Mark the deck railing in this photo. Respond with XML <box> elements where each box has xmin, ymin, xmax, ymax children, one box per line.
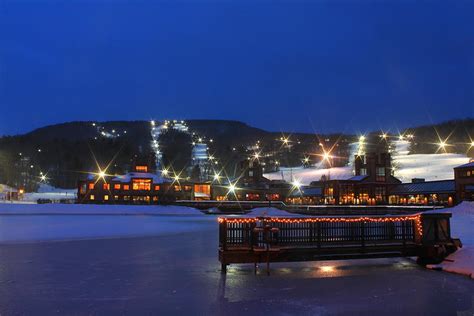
<box><xmin>219</xmin><ymin>215</ymin><xmax>422</xmax><ymax>250</ymax></box>
<box><xmin>218</xmin><ymin>213</ymin><xmax>458</xmax><ymax>273</ymax></box>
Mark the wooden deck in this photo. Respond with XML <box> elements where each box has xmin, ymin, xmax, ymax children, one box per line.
<box><xmin>218</xmin><ymin>213</ymin><xmax>460</xmax><ymax>274</ymax></box>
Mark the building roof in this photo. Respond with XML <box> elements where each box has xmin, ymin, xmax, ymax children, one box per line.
<box><xmin>289</xmin><ymin>186</ymin><xmax>323</xmax><ymax>197</ymax></box>
<box><xmin>454</xmin><ymin>161</ymin><xmax>474</xmax><ymax>169</ymax></box>
<box><xmin>390</xmin><ymin>180</ymin><xmax>455</xmax><ymax>195</ymax></box>
<box><xmin>347</xmin><ymin>175</ymin><xmax>368</xmax><ymax>181</ymax></box>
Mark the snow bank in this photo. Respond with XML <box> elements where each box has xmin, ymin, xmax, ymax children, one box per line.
<box><xmin>0</xmin><ymin>203</ymin><xmax>205</xmax><ymax>216</ymax></box>
<box><xmin>426</xmin><ymin>202</ymin><xmax>474</xmax><ymax>279</ymax></box>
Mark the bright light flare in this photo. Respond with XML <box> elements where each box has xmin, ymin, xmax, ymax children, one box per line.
<box><xmin>161</xmin><ymin>169</ymin><xmax>169</xmax><ymax>176</ymax></box>
<box><xmin>291</xmin><ymin>180</ymin><xmax>302</xmax><ymax>189</ymax></box>
<box><xmin>228</xmin><ymin>183</ymin><xmax>236</xmax><ymax>193</ymax></box>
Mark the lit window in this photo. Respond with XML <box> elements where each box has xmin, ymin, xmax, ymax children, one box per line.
<box><xmin>104</xmin><ymin>195</ymin><xmax>109</xmax><ymax>201</ymax></box>
<box><xmin>184</xmin><ymin>185</ymin><xmax>192</xmax><ymax>192</ymax></box>
<box><xmin>135</xmin><ymin>165</ymin><xmax>148</xmax><ymax>172</ymax></box>
<box><xmin>174</xmin><ymin>185</ymin><xmax>182</xmax><ymax>192</ymax></box>
<box><xmin>123</xmin><ymin>185</ymin><xmax>130</xmax><ymax>190</ymax></box>
<box><xmin>114</xmin><ymin>184</ymin><xmax>121</xmax><ymax>190</ymax></box>
<box><xmin>114</xmin><ymin>195</ymin><xmax>119</xmax><ymax>200</ymax></box>
<box><xmin>154</xmin><ymin>185</ymin><xmax>160</xmax><ymax>191</ymax></box>
<box><xmin>103</xmin><ymin>183</ymin><xmax>110</xmax><ymax>190</ymax></box>
<box><xmin>132</xmin><ymin>179</ymin><xmax>151</xmax><ymax>191</ymax></box>
<box><xmin>90</xmin><ymin>195</ymin><xmax>95</xmax><ymax>200</ymax></box>
<box><xmin>89</xmin><ymin>183</ymin><xmax>95</xmax><ymax>190</ymax></box>
<box><xmin>194</xmin><ymin>184</ymin><xmax>211</xmax><ymax>195</ymax></box>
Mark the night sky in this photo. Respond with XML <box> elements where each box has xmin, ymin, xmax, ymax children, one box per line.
<box><xmin>1</xmin><ymin>1</ymin><xmax>473</xmax><ymax>136</ymax></box>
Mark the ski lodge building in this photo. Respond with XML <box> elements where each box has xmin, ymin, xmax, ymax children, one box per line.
<box><xmin>77</xmin><ymin>154</ymin><xmax>474</xmax><ymax>206</ymax></box>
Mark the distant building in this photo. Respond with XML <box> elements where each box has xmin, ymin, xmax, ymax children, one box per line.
<box><xmin>454</xmin><ymin>161</ymin><xmax>474</xmax><ymax>202</ymax></box>
<box><xmin>303</xmin><ymin>153</ymin><xmax>401</xmax><ymax>205</ymax></box>
<box><xmin>211</xmin><ymin>159</ymin><xmax>289</xmax><ymax>202</ymax></box>
<box><xmin>77</xmin><ymin>161</ymin><xmax>202</xmax><ymax>204</ymax></box>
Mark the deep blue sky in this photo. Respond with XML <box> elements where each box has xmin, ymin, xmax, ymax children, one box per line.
<box><xmin>1</xmin><ymin>1</ymin><xmax>473</xmax><ymax>136</ymax></box>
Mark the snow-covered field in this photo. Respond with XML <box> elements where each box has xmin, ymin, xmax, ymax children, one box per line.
<box><xmin>265</xmin><ymin>140</ymin><xmax>470</xmax><ymax>184</ymax></box>
<box><xmin>426</xmin><ymin>202</ymin><xmax>474</xmax><ymax>279</ymax></box>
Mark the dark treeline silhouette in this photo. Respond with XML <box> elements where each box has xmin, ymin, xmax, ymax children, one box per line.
<box><xmin>1</xmin><ymin>118</ymin><xmax>472</xmax><ymax>190</ymax></box>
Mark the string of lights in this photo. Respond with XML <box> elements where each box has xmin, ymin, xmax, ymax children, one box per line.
<box><xmin>218</xmin><ymin>215</ymin><xmax>423</xmax><ymax>236</ymax></box>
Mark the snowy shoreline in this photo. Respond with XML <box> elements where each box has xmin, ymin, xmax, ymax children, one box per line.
<box><xmin>425</xmin><ymin>202</ymin><xmax>474</xmax><ymax>279</ymax></box>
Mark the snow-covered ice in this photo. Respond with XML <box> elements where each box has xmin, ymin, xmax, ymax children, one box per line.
<box><xmin>0</xmin><ymin>203</ymin><xmax>212</xmax><ymax>242</ymax></box>
<box><xmin>426</xmin><ymin>202</ymin><xmax>474</xmax><ymax>279</ymax></box>
<box><xmin>0</xmin><ymin>203</ymin><xmax>205</xmax><ymax>215</ymax></box>
<box><xmin>0</xmin><ymin>203</ymin><xmax>295</xmax><ymax>242</ymax></box>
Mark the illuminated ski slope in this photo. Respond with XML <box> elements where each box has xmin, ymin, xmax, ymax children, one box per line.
<box><xmin>392</xmin><ymin>140</ymin><xmax>469</xmax><ymax>182</ymax></box>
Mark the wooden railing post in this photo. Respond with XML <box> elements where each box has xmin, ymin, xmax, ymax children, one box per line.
<box><xmin>316</xmin><ymin>222</ymin><xmax>321</xmax><ymax>251</ymax></box>
<box><xmin>401</xmin><ymin>220</ymin><xmax>406</xmax><ymax>250</ymax></box>
<box><xmin>361</xmin><ymin>221</ymin><xmax>366</xmax><ymax>252</ymax></box>
<box><xmin>220</xmin><ymin>219</ymin><xmax>227</xmax><ymax>251</ymax></box>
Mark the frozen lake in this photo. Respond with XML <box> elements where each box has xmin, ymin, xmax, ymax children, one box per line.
<box><xmin>0</xmin><ymin>226</ymin><xmax>473</xmax><ymax>315</ymax></box>
<box><xmin>0</xmin><ymin>214</ymin><xmax>216</xmax><ymax>242</ymax></box>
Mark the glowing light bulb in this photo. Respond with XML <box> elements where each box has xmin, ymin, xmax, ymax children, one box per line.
<box><xmin>228</xmin><ymin>183</ymin><xmax>236</xmax><ymax>193</ymax></box>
